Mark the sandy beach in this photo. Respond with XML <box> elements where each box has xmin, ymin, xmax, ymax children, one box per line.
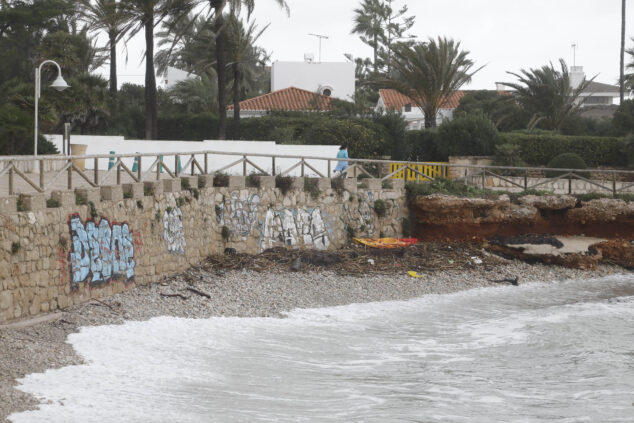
<box><xmin>0</xmin><ymin>252</ymin><xmax>628</xmax><ymax>422</ymax></box>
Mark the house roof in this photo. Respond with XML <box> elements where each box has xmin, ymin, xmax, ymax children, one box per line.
<box><xmin>378</xmin><ymin>89</ymin><xmax>465</xmax><ymax>110</ymax></box>
<box><xmin>585</xmin><ymin>81</ymin><xmax>620</xmax><ymax>94</ymax></box>
<box><xmin>227</xmin><ymin>86</ymin><xmax>333</xmax><ymax>111</ymax></box>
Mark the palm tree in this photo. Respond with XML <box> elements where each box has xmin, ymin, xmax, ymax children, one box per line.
<box><xmin>78</xmin><ymin>0</ymin><xmax>134</xmax><ymax>94</ymax></box>
<box><xmin>503</xmin><ymin>59</ymin><xmax>593</xmax><ymax>130</ymax></box>
<box><xmin>384</xmin><ymin>37</ymin><xmax>481</xmax><ymax>128</ymax></box>
<box><xmin>225</xmin><ymin>15</ymin><xmax>268</xmax><ymax>139</ymax></box>
<box><xmin>207</xmin><ymin>0</ymin><xmax>288</xmax><ymax>140</ymax></box>
<box><xmin>621</xmin><ymin>0</ymin><xmax>626</xmax><ymax>104</ymax></box>
<box><xmin>119</xmin><ymin>0</ymin><xmax>193</xmax><ymax>139</ymax></box>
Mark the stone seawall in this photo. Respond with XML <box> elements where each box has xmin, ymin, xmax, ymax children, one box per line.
<box><xmin>0</xmin><ymin>177</ymin><xmax>405</xmax><ymax>324</ymax></box>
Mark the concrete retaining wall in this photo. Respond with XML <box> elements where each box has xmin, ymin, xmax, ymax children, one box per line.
<box><xmin>0</xmin><ymin>177</ymin><xmax>406</xmax><ymax>324</ymax></box>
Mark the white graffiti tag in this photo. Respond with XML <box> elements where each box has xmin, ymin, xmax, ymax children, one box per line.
<box><xmin>217</xmin><ymin>192</ymin><xmax>261</xmax><ymax>239</ymax></box>
<box><xmin>69</xmin><ymin>215</ymin><xmax>135</xmax><ymax>288</ymax></box>
<box><xmin>163</xmin><ymin>207</ymin><xmax>186</xmax><ymax>254</ymax></box>
<box><xmin>261</xmin><ymin>207</ymin><xmax>331</xmax><ymax>251</ymax></box>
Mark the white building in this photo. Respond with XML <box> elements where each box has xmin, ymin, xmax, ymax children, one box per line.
<box><xmin>374</xmin><ymin>89</ymin><xmax>465</xmax><ymax>130</ymax></box>
<box><xmin>496</xmin><ymin>65</ymin><xmax>621</xmax><ymax>107</ymax></box>
<box><xmin>160</xmin><ymin>67</ymin><xmax>196</xmax><ymax>90</ymax></box>
<box><xmin>271</xmin><ymin>61</ymin><xmax>355</xmax><ymax>101</ymax></box>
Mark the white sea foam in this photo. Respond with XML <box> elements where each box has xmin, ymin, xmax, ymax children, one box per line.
<box><xmin>10</xmin><ymin>275</ymin><xmax>634</xmax><ymax>423</ymax></box>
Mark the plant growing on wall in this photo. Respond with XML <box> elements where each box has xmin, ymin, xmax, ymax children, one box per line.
<box><xmin>276</xmin><ymin>175</ymin><xmax>294</xmax><ymax>195</ymax></box>
<box><xmin>373</xmin><ymin>199</ymin><xmax>387</xmax><ymax>217</ymax></box>
<box><xmin>213</xmin><ymin>172</ymin><xmax>230</xmax><ymax>187</ymax></box>
<box><xmin>221</xmin><ymin>225</ymin><xmax>231</xmax><ymax>241</ymax></box>
<box><xmin>304</xmin><ymin>178</ymin><xmax>321</xmax><ymax>200</ymax></box>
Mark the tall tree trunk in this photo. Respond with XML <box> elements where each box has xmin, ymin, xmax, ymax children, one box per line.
<box><xmin>424</xmin><ymin>107</ymin><xmax>436</xmax><ymax>128</ymax></box>
<box><xmin>144</xmin><ymin>15</ymin><xmax>157</xmax><ymax>139</ymax></box>
<box><xmin>621</xmin><ymin>0</ymin><xmax>626</xmax><ymax>104</ymax></box>
<box><xmin>215</xmin><ymin>9</ymin><xmax>227</xmax><ymax>140</ymax></box>
<box><xmin>373</xmin><ymin>33</ymin><xmax>378</xmax><ymax>74</ymax></box>
<box><xmin>233</xmin><ymin>62</ymin><xmax>240</xmax><ymax>140</ymax></box>
<box><xmin>109</xmin><ymin>31</ymin><xmax>118</xmax><ymax>95</ymax></box>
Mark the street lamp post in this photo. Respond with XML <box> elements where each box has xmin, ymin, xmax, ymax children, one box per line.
<box><xmin>34</xmin><ymin>60</ymin><xmax>69</xmax><ymax>172</ymax></box>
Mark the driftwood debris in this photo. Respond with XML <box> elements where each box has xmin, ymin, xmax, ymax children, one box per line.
<box><xmin>489</xmin><ymin>277</ymin><xmax>519</xmax><ymax>286</ymax></box>
<box><xmin>186</xmin><ymin>287</ymin><xmax>212</xmax><ymax>299</ymax></box>
<box><xmin>159</xmin><ymin>292</ymin><xmax>190</xmax><ymax>300</ymax></box>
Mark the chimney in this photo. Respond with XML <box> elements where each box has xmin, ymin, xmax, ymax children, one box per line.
<box><xmin>570</xmin><ymin>66</ymin><xmax>585</xmax><ymax>88</ymax></box>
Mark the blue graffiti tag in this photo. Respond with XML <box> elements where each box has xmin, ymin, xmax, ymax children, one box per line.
<box><xmin>69</xmin><ymin>215</ymin><xmax>135</xmax><ymax>288</ymax></box>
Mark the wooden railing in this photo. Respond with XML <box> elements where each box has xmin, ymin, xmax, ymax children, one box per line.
<box><xmin>1</xmin><ymin>151</ymin><xmax>634</xmax><ymax>196</ymax></box>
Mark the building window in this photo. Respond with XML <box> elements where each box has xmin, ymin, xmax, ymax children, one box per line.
<box><xmin>404</xmin><ymin>103</ymin><xmax>412</xmax><ymax>112</ymax></box>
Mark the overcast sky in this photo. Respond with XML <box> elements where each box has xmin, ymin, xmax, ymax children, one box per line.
<box><xmin>105</xmin><ymin>0</ymin><xmax>633</xmax><ymax>91</ymax></box>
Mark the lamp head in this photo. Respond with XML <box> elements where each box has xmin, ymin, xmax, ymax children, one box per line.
<box><xmin>50</xmin><ymin>75</ymin><xmax>69</xmax><ymax>91</ymax></box>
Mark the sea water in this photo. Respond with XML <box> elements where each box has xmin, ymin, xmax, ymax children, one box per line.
<box><xmin>10</xmin><ymin>274</ymin><xmax>634</xmax><ymax>422</ymax></box>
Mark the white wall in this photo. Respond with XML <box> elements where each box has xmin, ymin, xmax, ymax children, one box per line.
<box><xmin>46</xmin><ymin>135</ymin><xmax>340</xmax><ymax>177</ymax></box>
<box><xmin>271</xmin><ymin>61</ymin><xmax>355</xmax><ymax>101</ymax></box>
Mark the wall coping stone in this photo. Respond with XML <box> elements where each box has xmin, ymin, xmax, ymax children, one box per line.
<box><xmin>50</xmin><ymin>190</ymin><xmax>75</xmax><ymax>208</ymax></box>
<box><xmin>258</xmin><ymin>176</ymin><xmax>275</xmax><ymax>188</ymax></box>
<box><xmin>100</xmin><ymin>185</ymin><xmax>123</xmax><ymax>201</ymax></box>
<box><xmin>75</xmin><ymin>187</ymin><xmax>100</xmax><ymax>204</ymax></box>
<box><xmin>163</xmin><ymin>178</ymin><xmax>181</xmax><ymax>193</ymax></box>
<box><xmin>0</xmin><ymin>196</ymin><xmax>17</xmax><ymax>214</ymax></box>
<box><xmin>20</xmin><ymin>193</ymin><xmax>45</xmax><ymax>211</ymax></box>
<box><xmin>228</xmin><ymin>176</ymin><xmax>245</xmax><ymax>188</ymax></box>
<box><xmin>197</xmin><ymin>175</ymin><xmax>214</xmax><ymax>188</ymax></box>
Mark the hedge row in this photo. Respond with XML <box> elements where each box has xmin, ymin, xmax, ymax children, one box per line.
<box><xmin>155</xmin><ymin>113</ymin><xmax>395</xmax><ymax>159</ymax></box>
<box><xmin>499</xmin><ymin>133</ymin><xmax>626</xmax><ymax>167</ymax></box>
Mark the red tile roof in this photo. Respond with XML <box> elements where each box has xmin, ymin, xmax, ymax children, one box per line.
<box><xmin>379</xmin><ymin>89</ymin><xmax>465</xmax><ymax>110</ymax></box>
<box><xmin>227</xmin><ymin>86</ymin><xmax>333</xmax><ymax>111</ymax></box>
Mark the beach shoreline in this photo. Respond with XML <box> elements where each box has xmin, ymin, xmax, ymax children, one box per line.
<box><xmin>0</xmin><ymin>259</ymin><xmax>629</xmax><ymax>422</ymax></box>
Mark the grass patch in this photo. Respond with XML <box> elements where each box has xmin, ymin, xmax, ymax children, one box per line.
<box><xmin>181</xmin><ymin>178</ymin><xmax>190</xmax><ymax>190</ymax></box>
<box><xmin>331</xmin><ymin>178</ymin><xmax>344</xmax><ymax>196</ymax></box>
<box><xmin>75</xmin><ymin>192</ymin><xmax>87</xmax><ymax>205</ymax></box>
<box><xmin>144</xmin><ymin>185</ymin><xmax>154</xmax><ymax>196</ymax></box>
<box><xmin>123</xmin><ymin>191</ymin><xmax>133</xmax><ymax>199</ymax></box>
<box><xmin>382</xmin><ymin>180</ymin><xmax>393</xmax><ymax>189</ymax></box>
<box><xmin>46</xmin><ymin>198</ymin><xmax>60</xmax><ymax>208</ymax></box>
<box><xmin>304</xmin><ymin>178</ymin><xmax>321</xmax><ymax>200</ymax></box>
<box><xmin>406</xmin><ymin>179</ymin><xmax>497</xmax><ymax>203</ymax></box>
<box><xmin>276</xmin><ymin>175</ymin><xmax>294</xmax><ymax>195</ymax></box>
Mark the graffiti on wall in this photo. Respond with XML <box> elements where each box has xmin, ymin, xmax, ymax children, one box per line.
<box><xmin>216</xmin><ymin>191</ymin><xmax>261</xmax><ymax>239</ymax></box>
<box><xmin>261</xmin><ymin>207</ymin><xmax>331</xmax><ymax>251</ymax></box>
<box><xmin>69</xmin><ymin>215</ymin><xmax>135</xmax><ymax>289</ymax></box>
<box><xmin>163</xmin><ymin>207</ymin><xmax>186</xmax><ymax>254</ymax></box>
<box><xmin>341</xmin><ymin>191</ymin><xmax>401</xmax><ymax>237</ymax></box>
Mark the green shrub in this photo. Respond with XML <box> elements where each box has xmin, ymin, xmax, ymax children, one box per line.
<box><xmin>437</xmin><ymin>112</ymin><xmax>500</xmax><ymax>158</ymax></box>
<box><xmin>75</xmin><ymin>192</ymin><xmax>87</xmax><ymax>205</ymax></box>
<box><xmin>331</xmin><ymin>178</ymin><xmax>344</xmax><ymax>196</ymax></box>
<box><xmin>303</xmin><ymin>118</ymin><xmax>388</xmax><ymax>159</ymax></box>
<box><xmin>123</xmin><ymin>191</ymin><xmax>133</xmax><ymax>199</ymax></box>
<box><xmin>180</xmin><ymin>178</ymin><xmax>190</xmax><ymax>190</ymax></box>
<box><xmin>11</xmin><ymin>241</ymin><xmax>20</xmax><ymax>254</ymax></box>
<box><xmin>545</xmin><ymin>153</ymin><xmax>589</xmax><ymax>178</ymax></box>
<box><xmin>213</xmin><ymin>172</ymin><xmax>229</xmax><ymax>187</ymax></box>
<box><xmin>405</xmin><ymin>129</ymin><xmax>442</xmax><ymax>161</ymax></box>
<box><xmin>304</xmin><ymin>178</ymin><xmax>321</xmax><ymax>200</ymax></box>
<box><xmin>611</xmin><ymin>99</ymin><xmax>634</xmax><ymax>136</ymax></box>
<box><xmin>275</xmin><ymin>175</ymin><xmax>294</xmax><ymax>195</ymax></box>
<box><xmin>246</xmin><ymin>173</ymin><xmax>263</xmax><ymax>188</ymax></box>
<box><xmin>622</xmin><ymin>134</ymin><xmax>634</xmax><ymax>169</ymax></box>
<box><xmin>373</xmin><ymin>199</ymin><xmax>387</xmax><ymax>217</ymax></box>
<box><xmin>221</xmin><ymin>225</ymin><xmax>231</xmax><ymax>241</ymax></box>
<box><xmin>492</xmin><ymin>143</ymin><xmax>527</xmax><ymax>176</ymax></box>
<box><xmin>144</xmin><ymin>186</ymin><xmax>154</xmax><ymax>196</ymax></box>
<box><xmin>46</xmin><ymin>198</ymin><xmax>60</xmax><ymax>208</ymax></box>
<box><xmin>500</xmin><ymin>132</ymin><xmax>626</xmax><ymax>167</ymax></box>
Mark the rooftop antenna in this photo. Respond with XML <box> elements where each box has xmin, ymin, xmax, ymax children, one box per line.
<box><xmin>308</xmin><ymin>33</ymin><xmax>329</xmax><ymax>62</ymax></box>
<box><xmin>571</xmin><ymin>42</ymin><xmax>578</xmax><ymax>66</ymax></box>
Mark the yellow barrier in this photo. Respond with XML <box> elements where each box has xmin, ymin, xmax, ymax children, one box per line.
<box><xmin>389</xmin><ymin>162</ymin><xmax>448</xmax><ymax>181</ymax></box>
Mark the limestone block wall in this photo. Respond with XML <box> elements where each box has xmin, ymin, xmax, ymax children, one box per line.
<box><xmin>0</xmin><ymin>177</ymin><xmax>405</xmax><ymax>324</ymax></box>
